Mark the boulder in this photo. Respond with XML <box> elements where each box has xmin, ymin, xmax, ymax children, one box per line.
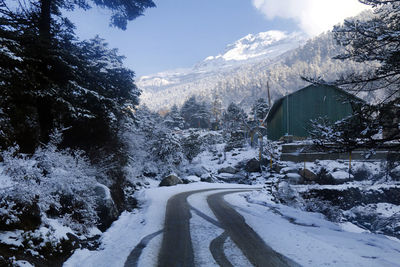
<box><xmin>299</xmin><ymin>168</ymin><xmax>317</xmax><ymax>181</ymax></box>
<box><xmin>331</xmin><ymin>171</ymin><xmax>353</xmax><ymax>181</ymax></box>
<box><xmin>285</xmin><ymin>173</ymin><xmax>303</xmax><ymax>184</ymax></box>
<box><xmin>187</xmin><ymin>166</ymin><xmax>207</xmax><ymax>177</ymax></box>
<box><xmin>94</xmin><ymin>184</ymin><xmax>119</xmax><ymax>232</ymax></box>
<box><xmin>218</xmin><ymin>166</ymin><xmax>238</xmax><ymax>174</ymax></box>
<box><xmin>159</xmin><ymin>175</ymin><xmax>183</xmax><ymax>187</ymax></box>
<box><xmin>245</xmin><ymin>158</ymin><xmax>261</xmax><ymax>173</ymax></box>
<box><xmin>182</xmin><ymin>175</ymin><xmax>201</xmax><ymax>183</ymax></box>
<box><xmin>201</xmin><ymin>174</ymin><xmax>215</xmax><ymax>183</ymax></box>
<box><xmin>390</xmin><ymin>165</ymin><xmax>400</xmax><ymax>180</ymax></box>
<box><xmin>280</xmin><ymin>166</ymin><xmax>298</xmax><ymax>174</ymax></box>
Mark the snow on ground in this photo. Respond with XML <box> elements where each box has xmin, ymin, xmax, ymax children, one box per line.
<box><xmin>64</xmin><ymin>182</ymin><xmax>256</xmax><ymax>267</ymax></box>
<box><xmin>191</xmin><ymin>144</ymin><xmax>259</xmax><ymax>174</ymax></box>
<box><xmin>0</xmin><ymin>230</ymin><xmax>24</xmax><ymax>247</ymax></box>
<box><xmin>190</xmin><ymin>212</ymin><xmax>222</xmax><ymax>266</ymax></box>
<box><xmin>226</xmin><ymin>190</ymin><xmax>400</xmax><ymax>267</ymax></box>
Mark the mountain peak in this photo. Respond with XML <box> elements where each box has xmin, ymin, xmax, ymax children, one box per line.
<box><xmin>196</xmin><ymin>30</ymin><xmax>308</xmax><ymax>69</ymax></box>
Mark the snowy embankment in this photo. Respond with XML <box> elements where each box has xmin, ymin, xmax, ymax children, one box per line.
<box><xmin>229</xmin><ymin>190</ymin><xmax>400</xmax><ymax>267</ymax></box>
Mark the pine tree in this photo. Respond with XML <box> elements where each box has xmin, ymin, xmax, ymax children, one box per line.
<box><xmin>164</xmin><ymin>105</ymin><xmax>185</xmax><ymax>130</ymax></box>
<box><xmin>309</xmin><ymin>0</ymin><xmax>400</xmax><ymax>150</ymax></box>
<box><xmin>180</xmin><ymin>96</ymin><xmax>211</xmax><ymax>129</ymax></box>
<box><xmin>223</xmin><ymin>102</ymin><xmax>247</xmax><ymax>131</ymax></box>
<box><xmin>251</xmin><ymin>98</ymin><xmax>270</xmax><ymax>121</ymax></box>
<box><xmin>0</xmin><ymin>0</ymin><xmax>154</xmax><ymax>152</ymax></box>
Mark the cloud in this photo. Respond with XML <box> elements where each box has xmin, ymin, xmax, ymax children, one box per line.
<box><xmin>252</xmin><ymin>0</ymin><xmax>369</xmax><ymax>36</ymax></box>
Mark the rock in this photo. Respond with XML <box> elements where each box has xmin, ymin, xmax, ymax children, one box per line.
<box><xmin>280</xmin><ymin>166</ymin><xmax>298</xmax><ymax>174</ymax></box>
<box><xmin>245</xmin><ymin>158</ymin><xmax>261</xmax><ymax>173</ymax></box>
<box><xmin>183</xmin><ymin>175</ymin><xmax>201</xmax><ymax>183</ymax></box>
<box><xmin>299</xmin><ymin>168</ymin><xmax>317</xmax><ymax>181</ymax></box>
<box><xmin>285</xmin><ymin>173</ymin><xmax>303</xmax><ymax>184</ymax></box>
<box><xmin>94</xmin><ymin>184</ymin><xmax>119</xmax><ymax>232</ymax></box>
<box><xmin>390</xmin><ymin>165</ymin><xmax>400</xmax><ymax>180</ymax></box>
<box><xmin>273</xmin><ymin>163</ymin><xmax>287</xmax><ymax>173</ymax></box>
<box><xmin>159</xmin><ymin>174</ymin><xmax>183</xmax><ymax>187</ymax></box>
<box><xmin>187</xmin><ymin>166</ymin><xmax>207</xmax><ymax>177</ymax></box>
<box><xmin>218</xmin><ymin>166</ymin><xmax>238</xmax><ymax>174</ymax></box>
<box><xmin>201</xmin><ymin>174</ymin><xmax>213</xmax><ymax>183</ymax></box>
<box><xmin>331</xmin><ymin>171</ymin><xmax>353</xmax><ymax>181</ymax></box>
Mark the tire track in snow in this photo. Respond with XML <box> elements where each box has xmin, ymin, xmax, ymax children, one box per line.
<box><xmin>209</xmin><ymin>231</ymin><xmax>233</xmax><ymax>267</ymax></box>
<box><xmin>207</xmin><ymin>190</ymin><xmax>301</xmax><ymax>267</ymax></box>
<box><xmin>157</xmin><ymin>188</ymin><xmax>251</xmax><ymax>267</ymax></box>
<box><xmin>124</xmin><ymin>230</ymin><xmax>163</xmax><ymax>267</ymax></box>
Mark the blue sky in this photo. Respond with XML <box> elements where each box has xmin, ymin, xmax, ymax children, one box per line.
<box><xmin>67</xmin><ymin>0</ymin><xmax>367</xmax><ymax>77</ymax></box>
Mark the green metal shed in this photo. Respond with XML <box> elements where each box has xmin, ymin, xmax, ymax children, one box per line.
<box><xmin>266</xmin><ymin>84</ymin><xmax>361</xmax><ymax>141</ymax></box>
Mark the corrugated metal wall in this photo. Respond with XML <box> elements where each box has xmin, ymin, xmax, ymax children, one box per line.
<box><xmin>267</xmin><ymin>85</ymin><xmax>355</xmax><ymax>140</ymax></box>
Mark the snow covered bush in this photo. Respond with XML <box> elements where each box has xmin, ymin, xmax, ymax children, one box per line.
<box><xmin>152</xmin><ymin>129</ymin><xmax>183</xmax><ymax>166</ymax></box>
<box><xmin>275</xmin><ymin>181</ymin><xmax>301</xmax><ymax>206</ymax></box>
<box><xmin>0</xmin><ymin>133</ymin><xmax>99</xmax><ymax>233</ymax></box>
<box><xmin>181</xmin><ymin>130</ymin><xmax>202</xmax><ymax>163</ymax></box>
<box><xmin>304</xmin><ymin>200</ymin><xmax>343</xmax><ymax>223</ymax></box>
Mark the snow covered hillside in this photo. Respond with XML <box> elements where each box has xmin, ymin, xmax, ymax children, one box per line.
<box><xmin>138</xmin><ymin>30</ymin><xmax>307</xmax><ymax>109</ymax></box>
<box><xmin>138</xmin><ymin>29</ymin><xmax>368</xmax><ymax>111</ymax></box>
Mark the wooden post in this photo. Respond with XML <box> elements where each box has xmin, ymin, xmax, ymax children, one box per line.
<box><xmin>259</xmin><ymin>133</ymin><xmax>263</xmax><ymax>162</ymax></box>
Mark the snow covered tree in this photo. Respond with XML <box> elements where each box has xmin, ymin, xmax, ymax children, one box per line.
<box><xmin>151</xmin><ymin>129</ymin><xmax>183</xmax><ymax>166</ymax></box>
<box><xmin>309</xmin><ymin>1</ymin><xmax>400</xmax><ymax>150</ymax></box>
<box><xmin>251</xmin><ymin>98</ymin><xmax>270</xmax><ymax>121</ymax></box>
<box><xmin>180</xmin><ymin>96</ymin><xmax>211</xmax><ymax>129</ymax></box>
<box><xmin>0</xmin><ymin>0</ymin><xmax>154</xmax><ymax>150</ymax></box>
<box><xmin>181</xmin><ymin>130</ymin><xmax>202</xmax><ymax>163</ymax></box>
<box><xmin>164</xmin><ymin>105</ymin><xmax>185</xmax><ymax>130</ymax></box>
<box><xmin>211</xmin><ymin>92</ymin><xmax>223</xmax><ymax>130</ymax></box>
<box><xmin>223</xmin><ymin>102</ymin><xmax>247</xmax><ymax>131</ymax></box>
<box><xmin>222</xmin><ymin>102</ymin><xmax>248</xmax><ymax>151</ymax></box>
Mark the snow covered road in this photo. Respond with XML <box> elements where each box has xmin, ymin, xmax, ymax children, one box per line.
<box><xmin>157</xmin><ymin>188</ymin><xmax>296</xmax><ymax>267</ymax></box>
<box><xmin>65</xmin><ymin>182</ymin><xmax>400</xmax><ymax>267</ymax></box>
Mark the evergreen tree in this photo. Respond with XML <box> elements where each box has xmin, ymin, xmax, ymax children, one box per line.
<box><xmin>180</xmin><ymin>96</ymin><xmax>211</xmax><ymax>129</ymax></box>
<box><xmin>164</xmin><ymin>105</ymin><xmax>185</xmax><ymax>130</ymax></box>
<box><xmin>211</xmin><ymin>92</ymin><xmax>223</xmax><ymax>130</ymax></box>
<box><xmin>251</xmin><ymin>98</ymin><xmax>270</xmax><ymax>121</ymax></box>
<box><xmin>180</xmin><ymin>96</ymin><xmax>199</xmax><ymax>128</ymax></box>
<box><xmin>309</xmin><ymin>0</ymin><xmax>400</xmax><ymax>150</ymax></box>
<box><xmin>223</xmin><ymin>102</ymin><xmax>247</xmax><ymax>131</ymax></box>
<box><xmin>181</xmin><ymin>130</ymin><xmax>202</xmax><ymax>163</ymax></box>
<box><xmin>0</xmin><ymin>0</ymin><xmax>154</xmax><ymax>152</ymax></box>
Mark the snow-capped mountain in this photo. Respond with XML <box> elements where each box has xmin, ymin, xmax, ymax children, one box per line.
<box><xmin>194</xmin><ymin>31</ymin><xmax>307</xmax><ymax>69</ymax></box>
<box><xmin>138</xmin><ymin>30</ymin><xmax>367</xmax><ymax>111</ymax></box>
<box><xmin>138</xmin><ymin>30</ymin><xmax>308</xmax><ymax>93</ymax></box>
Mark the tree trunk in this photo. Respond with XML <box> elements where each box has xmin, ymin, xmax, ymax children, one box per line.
<box><xmin>37</xmin><ymin>0</ymin><xmax>53</xmax><ymax>143</ymax></box>
<box><xmin>39</xmin><ymin>0</ymin><xmax>51</xmax><ymax>43</ymax></box>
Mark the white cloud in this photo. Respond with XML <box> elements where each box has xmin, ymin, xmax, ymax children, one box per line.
<box><xmin>252</xmin><ymin>0</ymin><xmax>369</xmax><ymax>36</ymax></box>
